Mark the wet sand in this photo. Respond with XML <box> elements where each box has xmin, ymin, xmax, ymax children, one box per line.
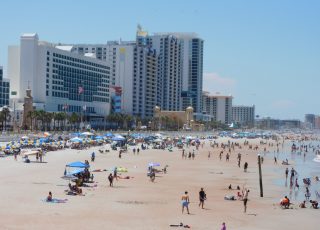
<box><xmin>0</xmin><ymin>138</ymin><xmax>318</xmax><ymax>230</ymax></box>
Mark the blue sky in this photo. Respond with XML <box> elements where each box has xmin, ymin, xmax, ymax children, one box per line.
<box><xmin>0</xmin><ymin>0</ymin><xmax>319</xmax><ymax>119</ymax></box>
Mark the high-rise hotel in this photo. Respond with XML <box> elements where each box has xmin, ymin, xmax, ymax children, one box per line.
<box><xmin>7</xmin><ymin>34</ymin><xmax>111</xmax><ymax>119</ymax></box>
<box><xmin>0</xmin><ymin>66</ymin><xmax>10</xmax><ymax>107</ymax></box>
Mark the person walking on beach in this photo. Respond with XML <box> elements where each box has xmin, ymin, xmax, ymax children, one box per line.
<box><xmin>108</xmin><ymin>173</ymin><xmax>114</xmax><ymax>187</ymax></box>
<box><xmin>208</xmin><ymin>151</ymin><xmax>211</xmax><ymax>160</ymax></box>
<box><xmin>219</xmin><ymin>151</ymin><xmax>223</xmax><ymax>161</ymax></box>
<box><xmin>274</xmin><ymin>156</ymin><xmax>277</xmax><ymax>164</ymax></box>
<box><xmin>199</xmin><ymin>188</ymin><xmax>206</xmax><ymax>209</ymax></box>
<box><xmin>91</xmin><ymin>152</ymin><xmax>95</xmax><ymax>162</ymax></box>
<box><xmin>114</xmin><ymin>167</ymin><xmax>118</xmax><ymax>181</ymax></box>
<box><xmin>192</xmin><ymin>151</ymin><xmax>195</xmax><ymax>160</ymax></box>
<box><xmin>181</xmin><ymin>191</ymin><xmax>190</xmax><ymax>214</ymax></box>
<box><xmin>182</xmin><ymin>149</ymin><xmax>185</xmax><ymax>159</ymax></box>
<box><xmin>221</xmin><ymin>222</ymin><xmax>226</xmax><ymax>230</ymax></box>
<box><xmin>243</xmin><ymin>189</ymin><xmax>249</xmax><ymax>213</ymax></box>
<box><xmin>285</xmin><ymin>168</ymin><xmax>289</xmax><ymax>179</ymax></box>
<box><xmin>226</xmin><ymin>153</ymin><xmax>230</xmax><ymax>162</ymax></box>
<box><xmin>137</xmin><ymin>148</ymin><xmax>140</xmax><ymax>155</ymax></box>
<box><xmin>244</xmin><ymin>162</ymin><xmax>248</xmax><ymax>172</ymax></box>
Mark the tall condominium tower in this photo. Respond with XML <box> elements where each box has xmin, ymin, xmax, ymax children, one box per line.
<box><xmin>148</xmin><ymin>32</ymin><xmax>203</xmax><ymax>114</ymax></box>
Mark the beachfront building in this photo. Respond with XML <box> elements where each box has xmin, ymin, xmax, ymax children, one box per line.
<box><xmin>132</xmin><ymin>43</ymin><xmax>158</xmax><ymax>118</ymax></box>
<box><xmin>305</xmin><ymin>114</ymin><xmax>316</xmax><ymax>129</ymax></box>
<box><xmin>0</xmin><ymin>66</ymin><xmax>10</xmax><ymax>107</ymax></box>
<box><xmin>314</xmin><ymin>116</ymin><xmax>320</xmax><ymax>129</ymax></box>
<box><xmin>232</xmin><ymin>105</ymin><xmax>255</xmax><ymax>128</ymax></box>
<box><xmin>148</xmin><ymin>31</ymin><xmax>204</xmax><ymax>114</ymax></box>
<box><xmin>202</xmin><ymin>91</ymin><xmax>233</xmax><ymax>124</ymax></box>
<box><xmin>60</xmin><ymin>26</ymin><xmax>204</xmax><ymax>120</ymax></box>
<box><xmin>7</xmin><ymin>33</ymin><xmax>111</xmax><ymax>126</ymax></box>
<box><xmin>256</xmin><ymin>118</ymin><xmax>301</xmax><ymax>130</ymax></box>
<box><xmin>71</xmin><ymin>41</ymin><xmax>135</xmax><ymax>115</ymax></box>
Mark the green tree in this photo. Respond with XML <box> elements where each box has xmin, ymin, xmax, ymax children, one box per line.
<box><xmin>2</xmin><ymin>107</ymin><xmax>11</xmax><ymax>131</ymax></box>
<box><xmin>68</xmin><ymin>112</ymin><xmax>79</xmax><ymax>130</ymax></box>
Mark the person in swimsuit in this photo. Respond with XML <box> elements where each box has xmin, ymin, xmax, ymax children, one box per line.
<box><xmin>181</xmin><ymin>191</ymin><xmax>190</xmax><ymax>214</ymax></box>
<box><xmin>108</xmin><ymin>173</ymin><xmax>114</xmax><ymax>187</ymax></box>
<box><xmin>47</xmin><ymin>191</ymin><xmax>53</xmax><ymax>202</ymax></box>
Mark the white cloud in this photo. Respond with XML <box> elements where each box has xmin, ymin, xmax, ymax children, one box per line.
<box><xmin>203</xmin><ymin>72</ymin><xmax>236</xmax><ymax>95</ymax></box>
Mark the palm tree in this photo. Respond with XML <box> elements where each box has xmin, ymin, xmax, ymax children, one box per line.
<box><xmin>2</xmin><ymin>107</ymin><xmax>11</xmax><ymax>131</ymax></box>
<box><xmin>0</xmin><ymin>112</ymin><xmax>5</xmax><ymax>131</ymax></box>
<box><xmin>68</xmin><ymin>112</ymin><xmax>79</xmax><ymax>130</ymax></box>
<box><xmin>37</xmin><ymin>110</ymin><xmax>46</xmax><ymax>131</ymax></box>
<box><xmin>44</xmin><ymin>112</ymin><xmax>53</xmax><ymax>131</ymax></box>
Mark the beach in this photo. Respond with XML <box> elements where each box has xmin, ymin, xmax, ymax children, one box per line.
<box><xmin>0</xmin><ymin>136</ymin><xmax>319</xmax><ymax>230</ymax></box>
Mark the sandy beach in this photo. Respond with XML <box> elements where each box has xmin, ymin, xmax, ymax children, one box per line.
<box><xmin>0</xmin><ymin>137</ymin><xmax>319</xmax><ymax>230</ymax></box>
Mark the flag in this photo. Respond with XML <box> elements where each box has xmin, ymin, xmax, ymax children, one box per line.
<box><xmin>78</xmin><ymin>86</ymin><xmax>84</xmax><ymax>94</ymax></box>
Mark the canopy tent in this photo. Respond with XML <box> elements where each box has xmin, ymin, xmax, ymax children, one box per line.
<box><xmin>21</xmin><ymin>150</ymin><xmax>40</xmax><ymax>157</ymax></box>
<box><xmin>65</xmin><ymin>168</ymin><xmax>85</xmax><ymax>176</ymax></box>
<box><xmin>66</xmin><ymin>161</ymin><xmax>89</xmax><ymax>168</ymax></box>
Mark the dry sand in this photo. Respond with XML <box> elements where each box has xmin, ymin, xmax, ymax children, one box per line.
<box><xmin>0</xmin><ymin>138</ymin><xmax>318</xmax><ymax>230</ymax></box>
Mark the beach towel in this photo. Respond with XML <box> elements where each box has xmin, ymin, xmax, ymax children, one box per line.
<box><xmin>42</xmin><ymin>198</ymin><xmax>68</xmax><ymax>203</ymax></box>
<box><xmin>170</xmin><ymin>223</ymin><xmax>191</xmax><ymax>228</ymax></box>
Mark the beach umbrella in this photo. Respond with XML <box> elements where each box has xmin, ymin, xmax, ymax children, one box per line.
<box><xmin>104</xmin><ymin>132</ymin><xmax>114</xmax><ymax>137</ymax></box>
<box><xmin>81</xmin><ymin>131</ymin><xmax>94</xmax><ymax>136</ymax></box>
<box><xmin>153</xmin><ymin>138</ymin><xmax>163</xmax><ymax>143</ymax></box>
<box><xmin>112</xmin><ymin>135</ymin><xmax>125</xmax><ymax>141</ymax></box>
<box><xmin>70</xmin><ymin>137</ymin><xmax>83</xmax><ymax>143</ymax></box>
<box><xmin>148</xmin><ymin>162</ymin><xmax>160</xmax><ymax>167</ymax></box>
<box><xmin>44</xmin><ymin>132</ymin><xmax>51</xmax><ymax>137</ymax></box>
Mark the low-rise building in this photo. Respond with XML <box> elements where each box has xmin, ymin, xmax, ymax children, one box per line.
<box><xmin>202</xmin><ymin>91</ymin><xmax>232</xmax><ymax>124</ymax></box>
<box><xmin>232</xmin><ymin>105</ymin><xmax>255</xmax><ymax>127</ymax></box>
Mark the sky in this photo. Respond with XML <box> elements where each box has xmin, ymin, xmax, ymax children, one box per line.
<box><xmin>0</xmin><ymin>0</ymin><xmax>319</xmax><ymax>120</ymax></box>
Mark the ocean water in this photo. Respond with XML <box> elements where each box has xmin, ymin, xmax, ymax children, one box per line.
<box><xmin>272</xmin><ymin>140</ymin><xmax>320</xmax><ymax>202</ymax></box>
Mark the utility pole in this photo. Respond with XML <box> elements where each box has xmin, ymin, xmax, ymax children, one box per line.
<box><xmin>258</xmin><ymin>154</ymin><xmax>263</xmax><ymax>197</ymax></box>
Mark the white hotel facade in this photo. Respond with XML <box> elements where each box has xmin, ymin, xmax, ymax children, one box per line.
<box><xmin>8</xmin><ymin>34</ymin><xmax>111</xmax><ymax>118</ymax></box>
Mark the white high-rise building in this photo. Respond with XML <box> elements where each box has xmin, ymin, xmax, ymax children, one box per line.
<box><xmin>202</xmin><ymin>91</ymin><xmax>233</xmax><ymax>124</ymax></box>
<box><xmin>70</xmin><ymin>41</ymin><xmax>136</xmax><ymax>115</ymax></box>
<box><xmin>8</xmin><ymin>33</ymin><xmax>111</xmax><ymax>119</ymax></box>
<box><xmin>63</xmin><ymin>26</ymin><xmax>204</xmax><ymax>119</ymax></box>
<box><xmin>232</xmin><ymin>105</ymin><xmax>255</xmax><ymax>127</ymax></box>
<box><xmin>148</xmin><ymin>32</ymin><xmax>203</xmax><ymax>114</ymax></box>
<box><xmin>148</xmin><ymin>33</ymin><xmax>182</xmax><ymax>111</ymax></box>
